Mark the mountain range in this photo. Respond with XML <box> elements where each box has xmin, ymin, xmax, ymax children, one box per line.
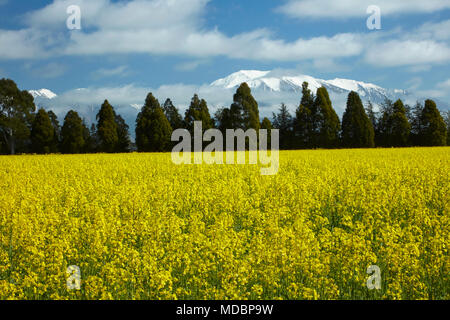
<box><xmin>28</xmin><ymin>70</ymin><xmax>448</xmax><ymax>138</ymax></box>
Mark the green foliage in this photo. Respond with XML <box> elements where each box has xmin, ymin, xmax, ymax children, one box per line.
<box><xmin>0</xmin><ymin>78</ymin><xmax>36</xmax><ymax>154</ymax></box>
<box><xmin>294</xmin><ymin>82</ymin><xmax>315</xmax><ymax>149</ymax></box>
<box><xmin>261</xmin><ymin>117</ymin><xmax>273</xmax><ymax>146</ymax></box>
<box><xmin>115</xmin><ymin>114</ymin><xmax>131</xmax><ymax>153</ymax></box>
<box><xmin>272</xmin><ymin>103</ymin><xmax>293</xmax><ymax>149</ymax></box>
<box><xmin>47</xmin><ymin>110</ymin><xmax>61</xmax><ymax>152</ymax></box>
<box><xmin>31</xmin><ymin>109</ymin><xmax>54</xmax><ymax>154</ymax></box>
<box><xmin>163</xmin><ymin>99</ymin><xmax>184</xmax><ymax>130</ymax></box>
<box><xmin>444</xmin><ymin>111</ymin><xmax>450</xmax><ymax>146</ymax></box>
<box><xmin>231</xmin><ymin>83</ymin><xmax>260</xmax><ymax>131</ymax></box>
<box><xmin>315</xmin><ymin>87</ymin><xmax>341</xmax><ymax>148</ymax></box>
<box><xmin>136</xmin><ymin>93</ymin><xmax>173</xmax><ymax>152</ymax></box>
<box><xmin>341</xmin><ymin>91</ymin><xmax>375</xmax><ymax>148</ymax></box>
<box><xmin>184</xmin><ymin>94</ymin><xmax>213</xmax><ymax>133</ymax></box>
<box><xmin>61</xmin><ymin>110</ymin><xmax>86</xmax><ymax>154</ymax></box>
<box><xmin>97</xmin><ymin>100</ymin><xmax>119</xmax><ymax>153</ymax></box>
<box><xmin>418</xmin><ymin>99</ymin><xmax>447</xmax><ymax>146</ymax></box>
<box><xmin>378</xmin><ymin>99</ymin><xmax>411</xmax><ymax>147</ymax></box>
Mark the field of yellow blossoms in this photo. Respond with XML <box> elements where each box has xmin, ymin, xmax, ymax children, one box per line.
<box><xmin>0</xmin><ymin>148</ymin><xmax>448</xmax><ymax>300</ymax></box>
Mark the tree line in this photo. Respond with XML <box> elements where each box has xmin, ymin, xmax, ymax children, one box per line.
<box><xmin>1</xmin><ymin>78</ymin><xmax>449</xmax><ymax>155</ymax></box>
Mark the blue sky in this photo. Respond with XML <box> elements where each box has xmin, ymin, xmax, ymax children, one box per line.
<box><xmin>0</xmin><ymin>0</ymin><xmax>450</xmax><ymax>107</ymax></box>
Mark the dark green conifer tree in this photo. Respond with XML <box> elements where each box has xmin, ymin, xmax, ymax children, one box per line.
<box><xmin>294</xmin><ymin>82</ymin><xmax>315</xmax><ymax>149</ymax></box>
<box><xmin>315</xmin><ymin>87</ymin><xmax>341</xmax><ymax>148</ymax></box>
<box><xmin>115</xmin><ymin>114</ymin><xmax>131</xmax><ymax>153</ymax></box>
<box><xmin>136</xmin><ymin>93</ymin><xmax>173</xmax><ymax>152</ymax></box>
<box><xmin>418</xmin><ymin>99</ymin><xmax>447</xmax><ymax>146</ymax></box>
<box><xmin>261</xmin><ymin>117</ymin><xmax>273</xmax><ymax>146</ymax></box>
<box><xmin>341</xmin><ymin>91</ymin><xmax>375</xmax><ymax>148</ymax></box>
<box><xmin>184</xmin><ymin>94</ymin><xmax>214</xmax><ymax>133</ymax></box>
<box><xmin>61</xmin><ymin>110</ymin><xmax>85</xmax><ymax>154</ymax></box>
<box><xmin>96</xmin><ymin>100</ymin><xmax>118</xmax><ymax>153</ymax></box>
<box><xmin>31</xmin><ymin>108</ymin><xmax>54</xmax><ymax>154</ymax></box>
<box><xmin>230</xmin><ymin>83</ymin><xmax>260</xmax><ymax>131</ymax></box>
<box><xmin>272</xmin><ymin>103</ymin><xmax>293</xmax><ymax>150</ymax></box>
<box><xmin>163</xmin><ymin>98</ymin><xmax>183</xmax><ymax>130</ymax></box>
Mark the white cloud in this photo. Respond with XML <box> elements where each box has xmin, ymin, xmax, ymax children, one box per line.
<box><xmin>365</xmin><ymin>40</ymin><xmax>450</xmax><ymax>67</ymax></box>
<box><xmin>277</xmin><ymin>0</ymin><xmax>450</xmax><ymax>19</ymax></box>
<box><xmin>92</xmin><ymin>65</ymin><xmax>129</xmax><ymax>78</ymax></box>
<box><xmin>0</xmin><ymin>0</ymin><xmax>364</xmax><ymax>62</ymax></box>
<box><xmin>0</xmin><ymin>0</ymin><xmax>449</xmax><ymax>73</ymax></box>
<box><xmin>437</xmin><ymin>79</ymin><xmax>450</xmax><ymax>89</ymax></box>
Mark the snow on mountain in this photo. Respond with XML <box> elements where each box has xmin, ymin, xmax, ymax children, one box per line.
<box><xmin>211</xmin><ymin>70</ymin><xmax>271</xmax><ymax>89</ymax></box>
<box><xmin>210</xmin><ymin>70</ymin><xmax>409</xmax><ymax>106</ymax></box>
<box><xmin>29</xmin><ymin>89</ymin><xmax>58</xmax><ymax>100</ymax></box>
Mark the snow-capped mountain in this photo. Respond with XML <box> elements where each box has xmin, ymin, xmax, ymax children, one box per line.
<box><xmin>29</xmin><ymin>89</ymin><xmax>58</xmax><ymax>100</ymax></box>
<box><xmin>27</xmin><ymin>70</ymin><xmax>448</xmax><ymax>140</ymax></box>
<box><xmin>211</xmin><ymin>70</ymin><xmax>409</xmax><ymax>106</ymax></box>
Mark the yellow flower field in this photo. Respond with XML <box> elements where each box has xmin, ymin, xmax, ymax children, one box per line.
<box><xmin>0</xmin><ymin>148</ymin><xmax>448</xmax><ymax>300</ymax></box>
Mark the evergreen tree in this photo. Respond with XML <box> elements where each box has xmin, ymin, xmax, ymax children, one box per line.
<box><xmin>230</xmin><ymin>83</ymin><xmax>260</xmax><ymax>131</ymax></box>
<box><xmin>408</xmin><ymin>102</ymin><xmax>423</xmax><ymax>146</ymax></box>
<box><xmin>61</xmin><ymin>110</ymin><xmax>85</xmax><ymax>154</ymax></box>
<box><xmin>388</xmin><ymin>99</ymin><xmax>411</xmax><ymax>147</ymax></box>
<box><xmin>82</xmin><ymin>119</ymin><xmax>94</xmax><ymax>153</ymax></box>
<box><xmin>418</xmin><ymin>99</ymin><xmax>447</xmax><ymax>146</ymax></box>
<box><xmin>136</xmin><ymin>93</ymin><xmax>173</xmax><ymax>152</ymax></box>
<box><xmin>96</xmin><ymin>100</ymin><xmax>118</xmax><ymax>153</ymax></box>
<box><xmin>294</xmin><ymin>82</ymin><xmax>315</xmax><ymax>149</ymax></box>
<box><xmin>444</xmin><ymin>110</ymin><xmax>450</xmax><ymax>146</ymax></box>
<box><xmin>0</xmin><ymin>78</ymin><xmax>36</xmax><ymax>154</ymax></box>
<box><xmin>341</xmin><ymin>91</ymin><xmax>375</xmax><ymax>148</ymax></box>
<box><xmin>365</xmin><ymin>101</ymin><xmax>378</xmax><ymax>141</ymax></box>
<box><xmin>163</xmin><ymin>99</ymin><xmax>183</xmax><ymax>130</ymax></box>
<box><xmin>31</xmin><ymin>109</ymin><xmax>54</xmax><ymax>154</ymax></box>
<box><xmin>115</xmin><ymin>114</ymin><xmax>131</xmax><ymax>153</ymax></box>
<box><xmin>214</xmin><ymin>104</ymin><xmax>242</xmax><ymax>133</ymax></box>
<box><xmin>314</xmin><ymin>87</ymin><xmax>341</xmax><ymax>148</ymax></box>
<box><xmin>47</xmin><ymin>110</ymin><xmax>61</xmax><ymax>152</ymax></box>
<box><xmin>184</xmin><ymin>94</ymin><xmax>214</xmax><ymax>133</ymax></box>
<box><xmin>272</xmin><ymin>103</ymin><xmax>293</xmax><ymax>150</ymax></box>
<box><xmin>261</xmin><ymin>117</ymin><xmax>273</xmax><ymax>146</ymax></box>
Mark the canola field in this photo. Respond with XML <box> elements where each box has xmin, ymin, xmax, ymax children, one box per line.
<box><xmin>0</xmin><ymin>148</ymin><xmax>448</xmax><ymax>300</ymax></box>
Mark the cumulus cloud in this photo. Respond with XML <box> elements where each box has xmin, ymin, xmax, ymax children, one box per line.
<box><xmin>0</xmin><ymin>0</ymin><xmax>449</xmax><ymax>72</ymax></box>
<box><xmin>365</xmin><ymin>40</ymin><xmax>450</xmax><ymax>67</ymax></box>
<box><xmin>0</xmin><ymin>0</ymin><xmax>364</xmax><ymax>62</ymax></box>
<box><xmin>277</xmin><ymin>0</ymin><xmax>450</xmax><ymax>19</ymax></box>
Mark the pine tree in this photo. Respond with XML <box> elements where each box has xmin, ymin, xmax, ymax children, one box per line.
<box><xmin>418</xmin><ymin>99</ymin><xmax>447</xmax><ymax>146</ymax></box>
<box><xmin>365</xmin><ymin>101</ymin><xmax>378</xmax><ymax>140</ymax></box>
<box><xmin>444</xmin><ymin>111</ymin><xmax>450</xmax><ymax>146</ymax></box>
<box><xmin>136</xmin><ymin>93</ymin><xmax>173</xmax><ymax>152</ymax></box>
<box><xmin>315</xmin><ymin>87</ymin><xmax>341</xmax><ymax>148</ymax></box>
<box><xmin>115</xmin><ymin>114</ymin><xmax>131</xmax><ymax>153</ymax></box>
<box><xmin>61</xmin><ymin>110</ymin><xmax>85</xmax><ymax>154</ymax></box>
<box><xmin>163</xmin><ymin>99</ymin><xmax>183</xmax><ymax>130</ymax></box>
<box><xmin>261</xmin><ymin>117</ymin><xmax>273</xmax><ymax>146</ymax></box>
<box><xmin>231</xmin><ymin>83</ymin><xmax>260</xmax><ymax>131</ymax></box>
<box><xmin>96</xmin><ymin>100</ymin><xmax>118</xmax><ymax>153</ymax></box>
<box><xmin>184</xmin><ymin>94</ymin><xmax>214</xmax><ymax>133</ymax></box>
<box><xmin>31</xmin><ymin>109</ymin><xmax>54</xmax><ymax>154</ymax></box>
<box><xmin>409</xmin><ymin>102</ymin><xmax>423</xmax><ymax>146</ymax></box>
<box><xmin>47</xmin><ymin>110</ymin><xmax>61</xmax><ymax>152</ymax></box>
<box><xmin>272</xmin><ymin>103</ymin><xmax>293</xmax><ymax>150</ymax></box>
<box><xmin>82</xmin><ymin>119</ymin><xmax>94</xmax><ymax>153</ymax></box>
<box><xmin>388</xmin><ymin>99</ymin><xmax>411</xmax><ymax>147</ymax></box>
<box><xmin>341</xmin><ymin>91</ymin><xmax>375</xmax><ymax>148</ymax></box>
<box><xmin>294</xmin><ymin>82</ymin><xmax>315</xmax><ymax>149</ymax></box>
<box><xmin>0</xmin><ymin>78</ymin><xmax>36</xmax><ymax>154</ymax></box>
